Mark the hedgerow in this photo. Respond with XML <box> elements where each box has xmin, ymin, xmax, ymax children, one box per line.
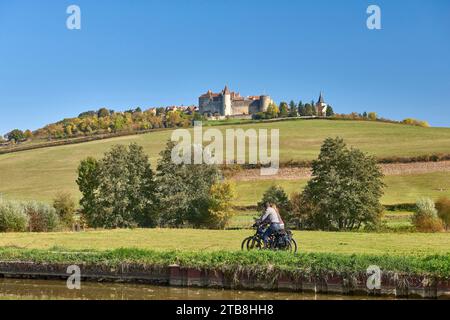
<box><xmin>0</xmin><ymin>248</ymin><xmax>449</xmax><ymax>279</ymax></box>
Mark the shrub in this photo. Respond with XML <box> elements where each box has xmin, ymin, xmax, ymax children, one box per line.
<box><xmin>412</xmin><ymin>198</ymin><xmax>443</xmax><ymax>232</ymax></box>
<box><xmin>0</xmin><ymin>199</ymin><xmax>28</xmax><ymax>232</ymax></box>
<box><xmin>289</xmin><ymin>192</ymin><xmax>316</xmax><ymax>230</ymax></box>
<box><xmin>53</xmin><ymin>192</ymin><xmax>76</xmax><ymax>228</ymax></box>
<box><xmin>24</xmin><ymin>201</ymin><xmax>60</xmax><ymax>232</ymax></box>
<box><xmin>435</xmin><ymin>197</ymin><xmax>450</xmax><ymax>230</ymax></box>
<box><xmin>206</xmin><ymin>181</ymin><xmax>236</xmax><ymax>229</ymax></box>
<box><xmin>402</xmin><ymin>118</ymin><xmax>430</xmax><ymax>128</ymax></box>
<box><xmin>368</xmin><ymin>112</ymin><xmax>377</xmax><ymax>121</ymax></box>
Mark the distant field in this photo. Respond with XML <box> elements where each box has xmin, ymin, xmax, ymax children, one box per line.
<box><xmin>232</xmin><ymin>171</ymin><xmax>450</xmax><ymax>206</ymax></box>
<box><xmin>1</xmin><ymin>119</ymin><xmax>450</xmax><ymax>203</ymax></box>
<box><xmin>0</xmin><ymin>228</ymin><xmax>448</xmax><ymax>256</ymax></box>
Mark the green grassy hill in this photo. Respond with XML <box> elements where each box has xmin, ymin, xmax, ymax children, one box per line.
<box><xmin>1</xmin><ymin>119</ymin><xmax>450</xmax><ymax>203</ymax></box>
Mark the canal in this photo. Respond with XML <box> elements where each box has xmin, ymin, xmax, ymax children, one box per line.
<box><xmin>0</xmin><ymin>278</ymin><xmax>390</xmax><ymax>300</ymax></box>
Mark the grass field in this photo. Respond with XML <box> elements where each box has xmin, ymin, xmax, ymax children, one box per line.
<box><xmin>232</xmin><ymin>171</ymin><xmax>450</xmax><ymax>206</ymax></box>
<box><xmin>0</xmin><ymin>228</ymin><xmax>448</xmax><ymax>256</ymax></box>
<box><xmin>2</xmin><ymin>119</ymin><xmax>450</xmax><ymax>203</ymax></box>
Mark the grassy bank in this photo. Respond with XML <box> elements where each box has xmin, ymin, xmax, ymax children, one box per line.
<box><xmin>0</xmin><ymin>247</ymin><xmax>450</xmax><ymax>279</ymax></box>
<box><xmin>0</xmin><ymin>229</ymin><xmax>449</xmax><ymax>255</ymax></box>
<box><xmin>2</xmin><ymin>120</ymin><xmax>450</xmax><ymax>203</ymax></box>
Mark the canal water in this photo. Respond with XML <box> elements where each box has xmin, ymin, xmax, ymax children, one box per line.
<box><xmin>0</xmin><ymin>278</ymin><xmax>389</xmax><ymax>300</ymax></box>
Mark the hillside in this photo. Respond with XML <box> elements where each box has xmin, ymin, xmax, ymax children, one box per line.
<box><xmin>1</xmin><ymin>119</ymin><xmax>450</xmax><ymax>204</ymax></box>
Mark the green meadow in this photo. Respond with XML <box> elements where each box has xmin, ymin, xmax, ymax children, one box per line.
<box><xmin>233</xmin><ymin>172</ymin><xmax>450</xmax><ymax>206</ymax></box>
<box><xmin>1</xmin><ymin>119</ymin><xmax>450</xmax><ymax>204</ymax></box>
<box><xmin>1</xmin><ymin>228</ymin><xmax>449</xmax><ymax>256</ymax></box>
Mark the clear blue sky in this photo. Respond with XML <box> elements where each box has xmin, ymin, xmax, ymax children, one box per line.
<box><xmin>1</xmin><ymin>0</ymin><xmax>449</xmax><ymax>134</ymax></box>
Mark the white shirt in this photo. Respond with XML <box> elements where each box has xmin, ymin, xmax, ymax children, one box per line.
<box><xmin>261</xmin><ymin>207</ymin><xmax>282</xmax><ymax>224</ymax></box>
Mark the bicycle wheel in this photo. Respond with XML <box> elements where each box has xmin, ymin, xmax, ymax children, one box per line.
<box><xmin>290</xmin><ymin>239</ymin><xmax>298</xmax><ymax>254</ymax></box>
<box><xmin>247</xmin><ymin>237</ymin><xmax>263</xmax><ymax>251</ymax></box>
<box><xmin>241</xmin><ymin>237</ymin><xmax>252</xmax><ymax>251</ymax></box>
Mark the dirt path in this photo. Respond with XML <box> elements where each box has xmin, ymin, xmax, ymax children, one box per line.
<box><xmin>231</xmin><ymin>161</ymin><xmax>450</xmax><ymax>181</ymax></box>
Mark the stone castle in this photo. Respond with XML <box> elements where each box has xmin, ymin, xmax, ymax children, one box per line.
<box><xmin>199</xmin><ymin>86</ymin><xmax>273</xmax><ymax>117</ymax></box>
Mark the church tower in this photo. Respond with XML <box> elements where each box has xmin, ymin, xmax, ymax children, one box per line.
<box><xmin>316</xmin><ymin>92</ymin><xmax>328</xmax><ymax>117</ymax></box>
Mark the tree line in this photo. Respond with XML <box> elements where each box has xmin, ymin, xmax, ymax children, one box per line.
<box><xmin>76</xmin><ymin>142</ymin><xmax>235</xmax><ymax>229</ymax></box>
<box><xmin>252</xmin><ymin>100</ymin><xmax>335</xmax><ymax>120</ymax></box>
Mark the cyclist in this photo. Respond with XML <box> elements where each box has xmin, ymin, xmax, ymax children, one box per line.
<box><xmin>259</xmin><ymin>202</ymin><xmax>285</xmax><ymax>248</ymax></box>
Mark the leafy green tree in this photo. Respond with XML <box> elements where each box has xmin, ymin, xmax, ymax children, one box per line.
<box><xmin>304</xmin><ymin>104</ymin><xmax>314</xmax><ymax>116</ymax></box>
<box><xmin>206</xmin><ymin>181</ymin><xmax>236</xmax><ymax>229</ymax></box>
<box><xmin>298</xmin><ymin>101</ymin><xmax>306</xmax><ymax>116</ymax></box>
<box><xmin>97</xmin><ymin>108</ymin><xmax>110</xmax><ymax>118</ymax></box>
<box><xmin>257</xmin><ymin>185</ymin><xmax>290</xmax><ymax>221</ymax></box>
<box><xmin>5</xmin><ymin>129</ymin><xmax>25</xmax><ymax>143</ymax></box>
<box><xmin>311</xmin><ymin>100</ymin><xmax>317</xmax><ymax>116</ymax></box>
<box><xmin>326</xmin><ymin>105</ymin><xmax>335</xmax><ymax>117</ymax></box>
<box><xmin>53</xmin><ymin>192</ymin><xmax>76</xmax><ymax>228</ymax></box>
<box><xmin>279</xmin><ymin>102</ymin><xmax>289</xmax><ymax>118</ymax></box>
<box><xmin>368</xmin><ymin>112</ymin><xmax>377</xmax><ymax>121</ymax></box>
<box><xmin>301</xmin><ymin>137</ymin><xmax>385</xmax><ymax>231</ymax></box>
<box><xmin>156</xmin><ymin>141</ymin><xmax>221</xmax><ymax>228</ymax></box>
<box><xmin>289</xmin><ymin>101</ymin><xmax>298</xmax><ymax>117</ymax></box>
<box><xmin>76</xmin><ymin>157</ymin><xmax>100</xmax><ymax>226</ymax></box>
<box><xmin>265</xmin><ymin>103</ymin><xmax>279</xmax><ymax>119</ymax></box>
<box><xmin>76</xmin><ymin>144</ymin><xmax>158</xmax><ymax>228</ymax></box>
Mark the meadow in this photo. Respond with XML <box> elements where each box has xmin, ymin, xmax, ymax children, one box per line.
<box><xmin>233</xmin><ymin>171</ymin><xmax>450</xmax><ymax>206</ymax></box>
<box><xmin>0</xmin><ymin>228</ymin><xmax>448</xmax><ymax>256</ymax></box>
<box><xmin>1</xmin><ymin>119</ymin><xmax>450</xmax><ymax>204</ymax></box>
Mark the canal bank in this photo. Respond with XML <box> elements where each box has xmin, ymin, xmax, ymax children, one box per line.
<box><xmin>0</xmin><ymin>248</ymin><xmax>449</xmax><ymax>299</ymax></box>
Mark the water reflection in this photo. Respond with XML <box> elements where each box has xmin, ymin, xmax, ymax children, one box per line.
<box><xmin>0</xmin><ymin>278</ymin><xmax>388</xmax><ymax>300</ymax></box>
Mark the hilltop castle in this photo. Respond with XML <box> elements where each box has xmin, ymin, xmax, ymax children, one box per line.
<box><xmin>199</xmin><ymin>86</ymin><xmax>273</xmax><ymax>117</ymax></box>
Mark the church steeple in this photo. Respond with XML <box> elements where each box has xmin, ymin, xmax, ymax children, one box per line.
<box><xmin>318</xmin><ymin>92</ymin><xmax>325</xmax><ymax>104</ymax></box>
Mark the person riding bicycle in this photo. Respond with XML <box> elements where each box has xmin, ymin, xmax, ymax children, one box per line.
<box><xmin>259</xmin><ymin>202</ymin><xmax>285</xmax><ymax>248</ymax></box>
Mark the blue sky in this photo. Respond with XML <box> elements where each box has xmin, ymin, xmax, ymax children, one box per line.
<box><xmin>0</xmin><ymin>0</ymin><xmax>449</xmax><ymax>134</ymax></box>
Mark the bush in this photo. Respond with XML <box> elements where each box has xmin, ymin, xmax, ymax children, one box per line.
<box><xmin>206</xmin><ymin>181</ymin><xmax>236</xmax><ymax>229</ymax></box>
<box><xmin>412</xmin><ymin>198</ymin><xmax>443</xmax><ymax>232</ymax></box>
<box><xmin>289</xmin><ymin>192</ymin><xmax>316</xmax><ymax>230</ymax></box>
<box><xmin>24</xmin><ymin>201</ymin><xmax>60</xmax><ymax>232</ymax></box>
<box><xmin>53</xmin><ymin>192</ymin><xmax>76</xmax><ymax>228</ymax></box>
<box><xmin>0</xmin><ymin>199</ymin><xmax>28</xmax><ymax>232</ymax></box>
<box><xmin>402</xmin><ymin>118</ymin><xmax>430</xmax><ymax>128</ymax></box>
<box><xmin>435</xmin><ymin>197</ymin><xmax>450</xmax><ymax>230</ymax></box>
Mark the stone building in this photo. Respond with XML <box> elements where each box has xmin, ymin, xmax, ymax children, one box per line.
<box><xmin>199</xmin><ymin>86</ymin><xmax>272</xmax><ymax>117</ymax></box>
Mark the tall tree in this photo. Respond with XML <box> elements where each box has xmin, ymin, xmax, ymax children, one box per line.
<box><xmin>76</xmin><ymin>144</ymin><xmax>157</xmax><ymax>228</ymax></box>
<box><xmin>279</xmin><ymin>102</ymin><xmax>289</xmax><ymax>117</ymax></box>
<box><xmin>298</xmin><ymin>101</ymin><xmax>306</xmax><ymax>116</ymax></box>
<box><xmin>289</xmin><ymin>100</ymin><xmax>298</xmax><ymax>117</ymax></box>
<box><xmin>300</xmin><ymin>137</ymin><xmax>384</xmax><ymax>231</ymax></box>
<box><xmin>156</xmin><ymin>141</ymin><xmax>222</xmax><ymax>228</ymax></box>
<box><xmin>326</xmin><ymin>105</ymin><xmax>335</xmax><ymax>117</ymax></box>
<box><xmin>5</xmin><ymin>129</ymin><xmax>25</xmax><ymax>143</ymax></box>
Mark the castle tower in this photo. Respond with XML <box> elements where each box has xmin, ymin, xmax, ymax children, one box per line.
<box><xmin>260</xmin><ymin>95</ymin><xmax>270</xmax><ymax>112</ymax></box>
<box><xmin>222</xmin><ymin>85</ymin><xmax>232</xmax><ymax>116</ymax></box>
